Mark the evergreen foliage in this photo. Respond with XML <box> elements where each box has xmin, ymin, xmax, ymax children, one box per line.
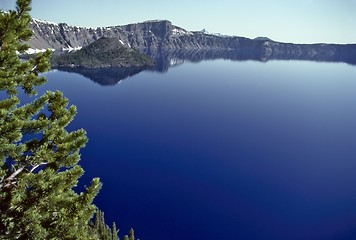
<box><xmin>51</xmin><ymin>37</ymin><xmax>155</xmax><ymax>68</ymax></box>
<box><xmin>0</xmin><ymin>1</ymin><xmax>137</xmax><ymax>239</ymax></box>
<box><xmin>89</xmin><ymin>209</ymin><xmax>138</xmax><ymax>240</ymax></box>
<box><xmin>93</xmin><ymin>209</ymin><xmax>113</xmax><ymax>240</ymax></box>
<box><xmin>112</xmin><ymin>222</ymin><xmax>118</xmax><ymax>240</ymax></box>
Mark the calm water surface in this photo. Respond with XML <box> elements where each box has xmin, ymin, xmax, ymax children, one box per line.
<box><xmin>40</xmin><ymin>60</ymin><xmax>356</xmax><ymax>240</ymax></box>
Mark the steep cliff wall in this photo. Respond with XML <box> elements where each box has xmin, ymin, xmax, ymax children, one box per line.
<box><xmin>28</xmin><ymin>19</ymin><xmax>243</xmax><ymax>51</ymax></box>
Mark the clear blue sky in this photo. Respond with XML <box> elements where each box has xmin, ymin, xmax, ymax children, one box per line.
<box><xmin>1</xmin><ymin>0</ymin><xmax>356</xmax><ymax>44</ymax></box>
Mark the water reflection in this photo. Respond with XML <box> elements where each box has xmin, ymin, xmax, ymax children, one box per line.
<box><xmin>149</xmin><ymin>46</ymin><xmax>356</xmax><ymax>72</ymax></box>
<box><xmin>56</xmin><ymin>66</ymin><xmax>145</xmax><ymax>86</ymax></box>
<box><xmin>46</xmin><ymin>59</ymin><xmax>356</xmax><ymax>240</ymax></box>
<box><xmin>56</xmin><ymin>46</ymin><xmax>356</xmax><ymax>85</ymax></box>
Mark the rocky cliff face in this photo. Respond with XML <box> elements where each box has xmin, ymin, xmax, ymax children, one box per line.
<box><xmin>28</xmin><ymin>19</ymin><xmax>248</xmax><ymax>51</ymax></box>
<box><xmin>29</xmin><ymin>19</ymin><xmax>126</xmax><ymax>50</ymax></box>
<box><xmin>28</xmin><ymin>19</ymin><xmax>356</xmax><ymax>64</ymax></box>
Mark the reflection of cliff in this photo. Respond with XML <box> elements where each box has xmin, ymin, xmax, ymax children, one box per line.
<box><xmin>57</xmin><ymin>66</ymin><xmax>145</xmax><ymax>86</ymax></box>
<box><xmin>56</xmin><ymin>47</ymin><xmax>356</xmax><ymax>85</ymax></box>
<box><xmin>148</xmin><ymin>45</ymin><xmax>356</xmax><ymax>72</ymax></box>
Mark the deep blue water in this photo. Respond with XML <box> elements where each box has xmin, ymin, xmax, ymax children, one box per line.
<box><xmin>38</xmin><ymin>60</ymin><xmax>356</xmax><ymax>240</ymax></box>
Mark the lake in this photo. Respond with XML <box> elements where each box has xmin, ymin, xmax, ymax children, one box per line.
<box><xmin>39</xmin><ymin>59</ymin><xmax>356</xmax><ymax>240</ymax></box>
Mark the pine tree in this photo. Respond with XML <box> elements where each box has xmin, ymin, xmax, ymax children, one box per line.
<box><xmin>91</xmin><ymin>208</ymin><xmax>137</xmax><ymax>240</ymax></box>
<box><xmin>123</xmin><ymin>228</ymin><xmax>135</xmax><ymax>240</ymax></box>
<box><xmin>112</xmin><ymin>222</ymin><xmax>118</xmax><ymax>240</ymax></box>
<box><xmin>92</xmin><ymin>209</ymin><xmax>112</xmax><ymax>240</ymax></box>
<box><xmin>0</xmin><ymin>1</ymin><xmax>102</xmax><ymax>239</ymax></box>
<box><xmin>129</xmin><ymin>228</ymin><xmax>135</xmax><ymax>240</ymax></box>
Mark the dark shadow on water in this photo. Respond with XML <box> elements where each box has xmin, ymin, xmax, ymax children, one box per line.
<box><xmin>330</xmin><ymin>228</ymin><xmax>356</xmax><ymax>240</ymax></box>
<box><xmin>55</xmin><ymin>45</ymin><xmax>356</xmax><ymax>85</ymax></box>
<box><xmin>56</xmin><ymin>66</ymin><xmax>146</xmax><ymax>86</ymax></box>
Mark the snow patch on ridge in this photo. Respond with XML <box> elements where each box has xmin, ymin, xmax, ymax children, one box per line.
<box><xmin>62</xmin><ymin>46</ymin><xmax>82</xmax><ymax>52</ymax></box>
<box><xmin>32</xmin><ymin>18</ymin><xmax>58</xmax><ymax>26</ymax></box>
<box><xmin>25</xmin><ymin>48</ymin><xmax>55</xmax><ymax>54</ymax></box>
<box><xmin>199</xmin><ymin>29</ymin><xmax>229</xmax><ymax>37</ymax></box>
<box><xmin>172</xmin><ymin>28</ymin><xmax>193</xmax><ymax>36</ymax></box>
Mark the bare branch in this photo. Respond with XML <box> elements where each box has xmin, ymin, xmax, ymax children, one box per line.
<box><xmin>30</xmin><ymin>64</ymin><xmax>37</xmax><ymax>73</ymax></box>
<box><xmin>30</xmin><ymin>162</ymin><xmax>48</xmax><ymax>173</ymax></box>
<box><xmin>0</xmin><ymin>159</ymin><xmax>49</xmax><ymax>190</ymax></box>
<box><xmin>8</xmin><ymin>165</ymin><xmax>25</xmax><ymax>180</ymax></box>
<box><xmin>0</xmin><ymin>166</ymin><xmax>25</xmax><ymax>190</ymax></box>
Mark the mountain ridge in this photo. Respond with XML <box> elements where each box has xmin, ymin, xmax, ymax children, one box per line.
<box><xmin>28</xmin><ymin>18</ymin><xmax>356</xmax><ymax>65</ymax></box>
